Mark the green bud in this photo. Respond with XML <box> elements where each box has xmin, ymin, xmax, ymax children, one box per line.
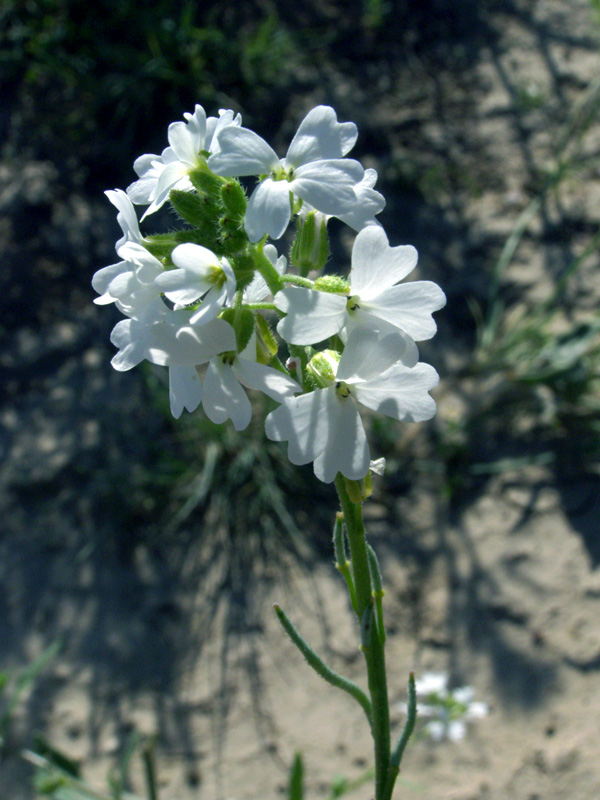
<box><xmin>290</xmin><ymin>211</ymin><xmax>330</xmax><ymax>276</ymax></box>
<box><xmin>170</xmin><ymin>189</ymin><xmax>212</xmax><ymax>227</ymax></box>
<box><xmin>313</xmin><ymin>274</ymin><xmax>350</xmax><ymax>294</ymax></box>
<box><xmin>306</xmin><ymin>349</ymin><xmax>340</xmax><ymax>388</ymax></box>
<box><xmin>189</xmin><ymin>167</ymin><xmax>224</xmax><ymax>199</ymax></box>
<box><xmin>220</xmin><ymin>307</ymin><xmax>255</xmax><ymax>354</ymax></box>
<box><xmin>220</xmin><ymin>179</ymin><xmax>247</xmax><ymax>219</ymax></box>
<box><xmin>255</xmin><ymin>314</ymin><xmax>279</xmax><ymax>363</ymax></box>
<box><xmin>218</xmin><ymin>216</ymin><xmax>247</xmax><ymax>255</ymax></box>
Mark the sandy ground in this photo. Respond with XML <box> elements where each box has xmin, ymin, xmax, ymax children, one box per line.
<box><xmin>1</xmin><ymin>1</ymin><xmax>600</xmax><ymax>798</ymax></box>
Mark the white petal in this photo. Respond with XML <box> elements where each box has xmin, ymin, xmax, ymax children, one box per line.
<box><xmin>188</xmin><ymin>286</ymin><xmax>228</xmax><ymax>325</ymax></box>
<box><xmin>292</xmin><ymin>160</ymin><xmax>365</xmax><ymax>216</ymax></box>
<box><xmin>208</xmin><ymin>127</ymin><xmax>278</xmax><ymax>176</ymax></box>
<box><xmin>363</xmin><ymin>282</ymin><xmax>447</xmax><ymax>341</ymax></box>
<box><xmin>313</xmin><ymin>396</ymin><xmax>370</xmax><ymax>483</ymax></box>
<box><xmin>338</xmin><ymin>169</ymin><xmax>386</xmax><ymax>230</ymax></box>
<box><xmin>337</xmin><ymin>327</ymin><xmax>408</xmax><ymax>382</ymax></box>
<box><xmin>105</xmin><ymin>189</ymin><xmax>142</xmax><ymax>246</ymax></box>
<box><xmin>352</xmin><ymin>362</ymin><xmax>439</xmax><ymax>422</ymax></box>
<box><xmin>150</xmin><ymin>160</ymin><xmax>190</xmax><ymax>212</ymax></box>
<box><xmin>154</xmin><ymin>268</ymin><xmax>210</xmax><ymax>305</ymax></box>
<box><xmin>171</xmin><ymin>242</ymin><xmax>221</xmax><ymax>273</ymax></box>
<box><xmin>245</xmin><ymin>179</ymin><xmax>292</xmax><ymax>242</ymax></box>
<box><xmin>167</xmin><ymin>119</ymin><xmax>203</xmax><ymax>166</ymax></box>
<box><xmin>175</xmin><ymin>318</ymin><xmax>236</xmax><ymax>362</ymax></box>
<box><xmin>275</xmin><ymin>287</ymin><xmax>346</xmax><ymax>344</ymax></box>
<box><xmin>92</xmin><ymin>261</ymin><xmax>130</xmax><ymax>303</ymax></box>
<box><xmin>350</xmin><ymin>227</ymin><xmax>418</xmax><ymax>298</ymax></box>
<box><xmin>285</xmin><ymin>106</ymin><xmax>358</xmax><ymax>167</ymax></box>
<box><xmin>169</xmin><ymin>365</ymin><xmax>202</xmax><ymax>418</ymax></box>
<box><xmin>343</xmin><ymin>309</ymin><xmax>419</xmax><ymax>368</ymax></box>
<box><xmin>202</xmin><ymin>358</ymin><xmax>251</xmax><ymax>430</ymax></box>
<box><xmin>265</xmin><ymin>389</ymin><xmax>334</xmax><ymax>464</ymax></box>
<box><xmin>233</xmin><ymin>358</ymin><xmax>301</xmax><ymax>402</ymax></box>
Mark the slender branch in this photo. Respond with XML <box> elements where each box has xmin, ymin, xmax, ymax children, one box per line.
<box><xmin>273</xmin><ymin>604</ymin><xmax>373</xmax><ymax>729</ymax></box>
<box><xmin>383</xmin><ymin>673</ymin><xmax>418</xmax><ymax>800</ymax></box>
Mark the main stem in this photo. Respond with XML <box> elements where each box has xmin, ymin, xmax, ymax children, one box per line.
<box><xmin>335</xmin><ymin>476</ymin><xmax>391</xmax><ymax>800</ymax></box>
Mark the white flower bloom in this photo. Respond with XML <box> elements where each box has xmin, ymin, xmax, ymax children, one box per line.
<box><xmin>243</xmin><ymin>243</ymin><xmax>287</xmax><ymax>303</ymax></box>
<box><xmin>93</xmin><ymin>241</ymin><xmax>165</xmax><ymax>316</ymax></box>
<box><xmin>415</xmin><ymin>672</ymin><xmax>449</xmax><ymax>697</ymax></box>
<box><xmin>202</xmin><ymin>349</ymin><xmax>301</xmax><ymax>431</ymax></box>
<box><xmin>275</xmin><ymin>226</ymin><xmax>445</xmax><ymax>358</ymax></box>
<box><xmin>208</xmin><ymin>105</ymin><xmax>366</xmax><ymax>241</ymax></box>
<box><xmin>265</xmin><ymin>327</ymin><xmax>439</xmax><ymax>483</ymax></box>
<box><xmin>127</xmin><ymin>106</ymin><xmax>241</xmax><ymax>218</ymax></box>
<box><xmin>110</xmin><ymin>309</ymin><xmax>235</xmax><ymax>372</ymax></box>
<box><xmin>155</xmin><ymin>243</ymin><xmax>236</xmax><ymax>325</ymax></box>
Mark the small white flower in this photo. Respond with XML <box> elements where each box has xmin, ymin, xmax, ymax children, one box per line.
<box><xmin>110</xmin><ymin>309</ymin><xmax>235</xmax><ymax>372</ymax></box>
<box><xmin>127</xmin><ymin>106</ymin><xmax>241</xmax><ymax>218</ymax></box>
<box><xmin>202</xmin><ymin>345</ymin><xmax>301</xmax><ymax>431</ymax></box>
<box><xmin>275</xmin><ymin>226</ymin><xmax>446</xmax><ymax>357</ymax></box>
<box><xmin>208</xmin><ymin>105</ymin><xmax>365</xmax><ymax>241</ymax></box>
<box><xmin>155</xmin><ymin>243</ymin><xmax>236</xmax><ymax>325</ymax></box>
<box><xmin>265</xmin><ymin>327</ymin><xmax>438</xmax><ymax>483</ymax></box>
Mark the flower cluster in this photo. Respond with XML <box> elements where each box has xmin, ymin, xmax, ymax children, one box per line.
<box><xmin>93</xmin><ymin>104</ymin><xmax>446</xmax><ymax>483</ymax></box>
<box><xmin>408</xmin><ymin>672</ymin><xmax>489</xmax><ymax>743</ymax></box>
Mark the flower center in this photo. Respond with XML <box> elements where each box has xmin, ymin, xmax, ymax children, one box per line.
<box><xmin>335</xmin><ymin>381</ymin><xmax>351</xmax><ymax>398</ymax></box>
<box><xmin>346</xmin><ymin>295</ymin><xmax>361</xmax><ymax>311</ymax></box>
<box><xmin>271</xmin><ymin>163</ymin><xmax>295</xmax><ymax>182</ymax></box>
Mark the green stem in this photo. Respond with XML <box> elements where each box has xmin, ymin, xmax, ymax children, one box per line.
<box><xmin>335</xmin><ymin>475</ymin><xmax>391</xmax><ymax>800</ymax></box>
<box><xmin>281</xmin><ymin>274</ymin><xmax>315</xmax><ymax>289</ymax></box>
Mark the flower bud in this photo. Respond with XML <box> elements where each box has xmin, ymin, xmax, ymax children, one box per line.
<box><xmin>290</xmin><ymin>211</ymin><xmax>330</xmax><ymax>276</ymax></box>
<box><xmin>306</xmin><ymin>349</ymin><xmax>340</xmax><ymax>388</ymax></box>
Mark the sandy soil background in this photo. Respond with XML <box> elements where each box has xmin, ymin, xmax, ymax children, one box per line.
<box><xmin>1</xmin><ymin>1</ymin><xmax>600</xmax><ymax>798</ymax></box>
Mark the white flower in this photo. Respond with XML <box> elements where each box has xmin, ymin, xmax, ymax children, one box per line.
<box><xmin>93</xmin><ymin>241</ymin><xmax>165</xmax><ymax>316</ymax></box>
<box><xmin>408</xmin><ymin>671</ymin><xmax>489</xmax><ymax>743</ymax></box>
<box><xmin>92</xmin><ymin>191</ymin><xmax>154</xmax><ymax>308</ymax></box>
<box><xmin>110</xmin><ymin>308</ymin><xmax>235</xmax><ymax>372</ymax></box>
<box><xmin>202</xmin><ymin>350</ymin><xmax>301</xmax><ymax>431</ymax></box>
<box><xmin>127</xmin><ymin>106</ymin><xmax>241</xmax><ymax>218</ymax></box>
<box><xmin>208</xmin><ymin>105</ymin><xmax>365</xmax><ymax>241</ymax></box>
<box><xmin>155</xmin><ymin>243</ymin><xmax>236</xmax><ymax>325</ymax></box>
<box><xmin>264</xmin><ymin>327</ymin><xmax>439</xmax><ymax>483</ymax></box>
<box><xmin>275</xmin><ymin>226</ymin><xmax>446</xmax><ymax>358</ymax></box>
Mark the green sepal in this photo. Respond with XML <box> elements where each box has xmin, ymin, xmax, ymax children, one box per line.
<box><xmin>142</xmin><ymin>233</ymin><xmax>179</xmax><ymax>263</ymax></box>
<box><xmin>218</xmin><ymin>216</ymin><xmax>247</xmax><ymax>254</ymax></box>
<box><xmin>230</xmin><ymin>253</ymin><xmax>256</xmax><ymax>292</ymax></box>
<box><xmin>291</xmin><ymin>211</ymin><xmax>330</xmax><ymax>276</ymax></box>
<box><xmin>174</xmin><ymin>224</ymin><xmax>223</xmax><ymax>256</ymax></box>
<box><xmin>170</xmin><ymin>189</ymin><xmax>214</xmax><ymax>227</ymax></box>
<box><xmin>220</xmin><ymin>307</ymin><xmax>255</xmax><ymax>354</ymax></box>
<box><xmin>220</xmin><ymin>179</ymin><xmax>247</xmax><ymax>219</ymax></box>
<box><xmin>189</xmin><ymin>167</ymin><xmax>225</xmax><ymax>199</ymax></box>
<box><xmin>313</xmin><ymin>274</ymin><xmax>350</xmax><ymax>293</ymax></box>
<box><xmin>255</xmin><ymin>314</ymin><xmax>279</xmax><ymax>363</ymax></box>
